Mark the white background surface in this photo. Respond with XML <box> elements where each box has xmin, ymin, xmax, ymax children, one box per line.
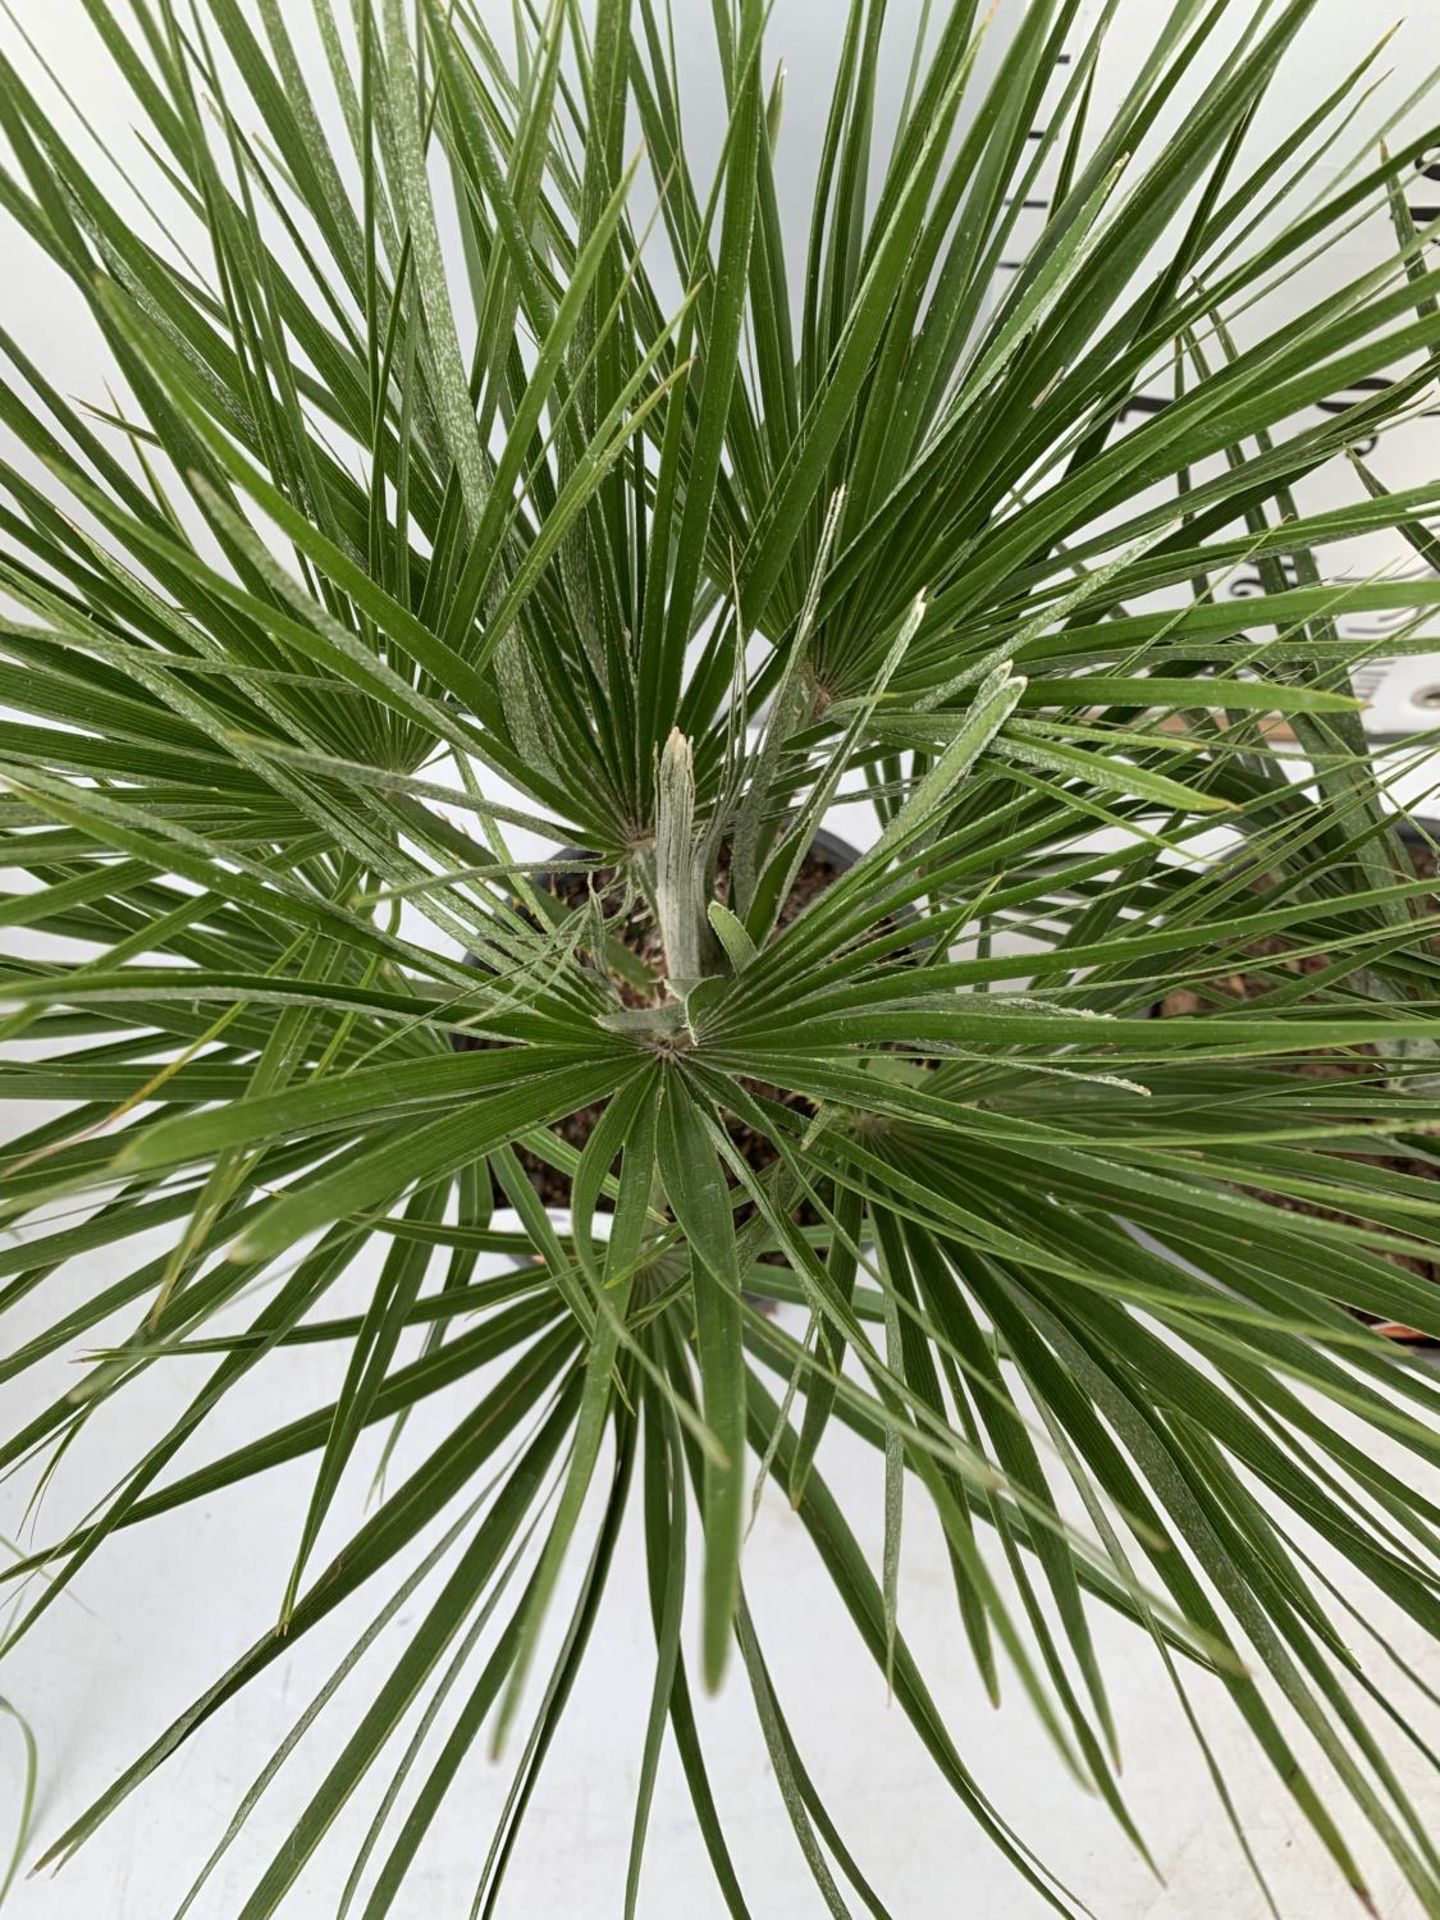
<box><xmin>4</xmin><ymin>3</ymin><xmax>1440</xmax><ymax>1916</ymax></box>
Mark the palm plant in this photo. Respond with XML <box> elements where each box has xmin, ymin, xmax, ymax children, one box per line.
<box><xmin>8</xmin><ymin>0</ymin><xmax>1440</xmax><ymax>1910</ymax></box>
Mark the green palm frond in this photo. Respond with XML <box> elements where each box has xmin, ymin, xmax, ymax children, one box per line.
<box><xmin>5</xmin><ymin>0</ymin><xmax>1440</xmax><ymax>1912</ymax></box>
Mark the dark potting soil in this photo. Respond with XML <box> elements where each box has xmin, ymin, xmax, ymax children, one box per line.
<box><xmin>1154</xmin><ymin>837</ymin><xmax>1440</xmax><ymax>1309</ymax></box>
<box><xmin>457</xmin><ymin>841</ymin><xmax>849</xmax><ymax>1215</ymax></box>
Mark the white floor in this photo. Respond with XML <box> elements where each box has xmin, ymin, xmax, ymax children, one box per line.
<box><xmin>2</xmin><ymin>1220</ymin><xmax>1439</xmax><ymax>1920</ymax></box>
